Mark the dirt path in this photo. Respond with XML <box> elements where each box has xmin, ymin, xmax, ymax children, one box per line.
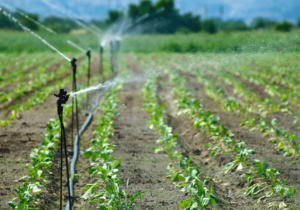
<box><xmin>109</xmin><ymin>80</ymin><xmax>188</xmax><ymax>210</ymax></box>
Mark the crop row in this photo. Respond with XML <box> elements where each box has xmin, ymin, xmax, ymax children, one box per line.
<box><xmin>172</xmin><ymin>56</ymin><xmax>300</xmax><ymax>157</ymax></box>
<box><xmin>8</xmin><ymin>103</ymin><xmax>73</xmax><ymax>209</ymax></box>
<box><xmin>0</xmin><ymin>58</ymin><xmax>85</xmax><ymax>127</ymax></box>
<box><xmin>143</xmin><ymin>56</ymin><xmax>296</xmax><ymax>209</ymax></box>
<box><xmin>7</xmin><ymin>55</ymin><xmax>109</xmax><ymax>209</ymax></box>
<box><xmin>0</xmin><ymin>53</ymin><xmax>44</xmax><ymax>77</ymax></box>
<box><xmin>137</xmin><ymin>59</ymin><xmax>219</xmax><ymax>209</ymax></box>
<box><xmin>82</xmin><ymin>65</ymin><xmax>146</xmax><ymax>209</ymax></box>
<box><xmin>0</xmin><ymin>54</ymin><xmax>60</xmax><ymax>90</ymax></box>
<box><xmin>0</xmin><ymin>58</ymin><xmax>72</xmax><ymax>104</ymax></box>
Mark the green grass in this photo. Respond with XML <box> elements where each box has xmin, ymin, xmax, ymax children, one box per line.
<box><xmin>0</xmin><ymin>30</ymin><xmax>99</xmax><ymax>53</ymax></box>
<box><xmin>121</xmin><ymin>30</ymin><xmax>300</xmax><ymax>53</ymax></box>
<box><xmin>1</xmin><ymin>29</ymin><xmax>300</xmax><ymax>55</ymax></box>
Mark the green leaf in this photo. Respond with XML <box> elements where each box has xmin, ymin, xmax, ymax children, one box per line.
<box><xmin>88</xmin><ymin>168</ymin><xmax>97</xmax><ymax>176</ymax></box>
<box><xmin>129</xmin><ymin>191</ymin><xmax>148</xmax><ymax>205</ymax></box>
<box><xmin>224</xmin><ymin>162</ymin><xmax>235</xmax><ymax>172</ymax></box>
<box><xmin>288</xmin><ymin>188</ymin><xmax>296</xmax><ymax>196</ymax></box>
<box><xmin>82</xmin><ymin>183</ymin><xmax>100</xmax><ymax>199</ymax></box>
<box><xmin>278</xmin><ymin>202</ymin><xmax>287</xmax><ymax>209</ymax></box>
<box><xmin>99</xmin><ymin>205</ymin><xmax>108</xmax><ymax>210</ymax></box>
<box><xmin>83</xmin><ymin>151</ymin><xmax>93</xmax><ymax>159</ymax></box>
<box><xmin>32</xmin><ymin>185</ymin><xmax>41</xmax><ymax>193</ymax></box>
<box><xmin>179</xmin><ymin>158</ymin><xmax>188</xmax><ymax>169</ymax></box>
<box><xmin>178</xmin><ymin>199</ymin><xmax>194</xmax><ymax>208</ymax></box>
<box><xmin>8</xmin><ymin>201</ymin><xmax>17</xmax><ymax>209</ymax></box>
<box><xmin>172</xmin><ymin>173</ymin><xmax>185</xmax><ymax>182</ymax></box>
<box><xmin>210</xmin><ymin>194</ymin><xmax>220</xmax><ymax>203</ymax></box>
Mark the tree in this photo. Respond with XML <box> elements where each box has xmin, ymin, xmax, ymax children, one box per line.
<box><xmin>180</xmin><ymin>12</ymin><xmax>201</xmax><ymax>32</ymax></box>
<box><xmin>139</xmin><ymin>0</ymin><xmax>155</xmax><ymax>15</ymax></box>
<box><xmin>43</xmin><ymin>16</ymin><xmax>78</xmax><ymax>33</ymax></box>
<box><xmin>251</xmin><ymin>17</ymin><xmax>277</xmax><ymax>30</ymax></box>
<box><xmin>297</xmin><ymin>18</ymin><xmax>300</xmax><ymax>28</ymax></box>
<box><xmin>15</xmin><ymin>10</ymin><xmax>39</xmax><ymax>31</ymax></box>
<box><xmin>105</xmin><ymin>10</ymin><xmax>123</xmax><ymax>24</ymax></box>
<box><xmin>202</xmin><ymin>19</ymin><xmax>217</xmax><ymax>34</ymax></box>
<box><xmin>155</xmin><ymin>0</ymin><xmax>174</xmax><ymax>11</ymax></box>
<box><xmin>275</xmin><ymin>21</ymin><xmax>293</xmax><ymax>32</ymax></box>
<box><xmin>128</xmin><ymin>4</ymin><xmax>139</xmax><ymax>19</ymax></box>
<box><xmin>223</xmin><ymin>20</ymin><xmax>247</xmax><ymax>31</ymax></box>
<box><xmin>0</xmin><ymin>8</ymin><xmax>15</xmax><ymax>29</ymax></box>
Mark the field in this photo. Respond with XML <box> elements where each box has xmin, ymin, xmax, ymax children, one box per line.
<box><xmin>0</xmin><ymin>30</ymin><xmax>300</xmax><ymax>210</ymax></box>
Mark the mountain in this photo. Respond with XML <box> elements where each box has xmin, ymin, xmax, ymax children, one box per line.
<box><xmin>1</xmin><ymin>0</ymin><xmax>299</xmax><ymax>23</ymax></box>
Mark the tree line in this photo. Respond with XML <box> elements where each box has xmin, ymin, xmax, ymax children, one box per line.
<box><xmin>0</xmin><ymin>0</ymin><xmax>299</xmax><ymax>34</ymax></box>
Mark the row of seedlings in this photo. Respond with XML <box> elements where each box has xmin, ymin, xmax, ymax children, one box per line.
<box><xmin>7</xmin><ymin>55</ymin><xmax>101</xmax><ymax>208</ymax></box>
<box><xmin>0</xmin><ymin>53</ymin><xmax>45</xmax><ymax>81</ymax></box>
<box><xmin>0</xmin><ymin>54</ymin><xmax>60</xmax><ymax>90</ymax></box>
<box><xmin>0</xmin><ymin>57</ymin><xmax>86</xmax><ymax>127</ymax></box>
<box><xmin>158</xmin><ymin>62</ymin><xmax>296</xmax><ymax>209</ymax></box>
<box><xmin>0</xmin><ymin>57</ymin><xmax>78</xmax><ymax>104</ymax></box>
<box><xmin>138</xmin><ymin>62</ymin><xmax>219</xmax><ymax>210</ymax></box>
<box><xmin>8</xmin><ymin>103</ymin><xmax>73</xmax><ymax>209</ymax></box>
<box><xmin>171</xmin><ymin>57</ymin><xmax>300</xmax><ymax>157</ymax></box>
<box><xmin>82</xmin><ymin>73</ymin><xmax>146</xmax><ymax>209</ymax></box>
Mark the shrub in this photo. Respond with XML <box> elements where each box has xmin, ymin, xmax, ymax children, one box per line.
<box><xmin>275</xmin><ymin>21</ymin><xmax>293</xmax><ymax>32</ymax></box>
<box><xmin>202</xmin><ymin>19</ymin><xmax>217</xmax><ymax>34</ymax></box>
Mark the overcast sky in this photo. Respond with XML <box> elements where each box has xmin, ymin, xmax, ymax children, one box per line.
<box><xmin>1</xmin><ymin>0</ymin><xmax>299</xmax><ymax>23</ymax></box>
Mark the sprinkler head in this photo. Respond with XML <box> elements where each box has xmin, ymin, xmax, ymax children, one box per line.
<box><xmin>54</xmin><ymin>89</ymin><xmax>70</xmax><ymax>105</ymax></box>
<box><xmin>71</xmin><ymin>58</ymin><xmax>77</xmax><ymax>68</ymax></box>
<box><xmin>86</xmin><ymin>50</ymin><xmax>91</xmax><ymax>58</ymax></box>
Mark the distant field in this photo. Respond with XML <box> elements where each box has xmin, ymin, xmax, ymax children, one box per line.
<box><xmin>122</xmin><ymin>30</ymin><xmax>300</xmax><ymax>53</ymax></box>
<box><xmin>0</xmin><ymin>30</ymin><xmax>99</xmax><ymax>53</ymax></box>
<box><xmin>1</xmin><ymin>30</ymin><xmax>300</xmax><ymax>54</ymax></box>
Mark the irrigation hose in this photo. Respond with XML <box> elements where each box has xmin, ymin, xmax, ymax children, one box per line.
<box><xmin>65</xmin><ymin>85</ymin><xmax>112</xmax><ymax>210</ymax></box>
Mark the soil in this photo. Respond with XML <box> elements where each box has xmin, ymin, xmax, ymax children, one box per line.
<box><xmin>1</xmin><ymin>53</ymin><xmax>299</xmax><ymax>210</ymax></box>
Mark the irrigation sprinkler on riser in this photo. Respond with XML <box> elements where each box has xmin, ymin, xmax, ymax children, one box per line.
<box><xmin>54</xmin><ymin>89</ymin><xmax>71</xmax><ymax>210</ymax></box>
<box><xmin>86</xmin><ymin>49</ymin><xmax>91</xmax><ymax>111</ymax></box>
<box><xmin>110</xmin><ymin>40</ymin><xmax>120</xmax><ymax>73</ymax></box>
<box><xmin>110</xmin><ymin>41</ymin><xmax>114</xmax><ymax>72</ymax></box>
<box><xmin>100</xmin><ymin>45</ymin><xmax>104</xmax><ymax>75</ymax></box>
<box><xmin>71</xmin><ymin>58</ymin><xmax>79</xmax><ymax>157</ymax></box>
<box><xmin>110</xmin><ymin>40</ymin><xmax>120</xmax><ymax>72</ymax></box>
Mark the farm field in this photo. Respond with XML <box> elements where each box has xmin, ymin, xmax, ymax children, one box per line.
<box><xmin>1</xmin><ymin>45</ymin><xmax>300</xmax><ymax>209</ymax></box>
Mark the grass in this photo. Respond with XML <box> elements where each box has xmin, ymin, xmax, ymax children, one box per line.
<box><xmin>0</xmin><ymin>30</ymin><xmax>99</xmax><ymax>53</ymax></box>
<box><xmin>121</xmin><ymin>30</ymin><xmax>300</xmax><ymax>53</ymax></box>
<box><xmin>1</xmin><ymin>29</ymin><xmax>300</xmax><ymax>54</ymax></box>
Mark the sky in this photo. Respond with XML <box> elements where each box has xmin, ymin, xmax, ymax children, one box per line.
<box><xmin>0</xmin><ymin>0</ymin><xmax>299</xmax><ymax>24</ymax></box>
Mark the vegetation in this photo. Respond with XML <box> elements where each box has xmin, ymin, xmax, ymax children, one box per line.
<box><xmin>121</xmin><ymin>30</ymin><xmax>300</xmax><ymax>53</ymax></box>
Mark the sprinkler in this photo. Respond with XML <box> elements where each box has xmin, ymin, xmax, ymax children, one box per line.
<box><xmin>71</xmin><ymin>58</ymin><xmax>79</xmax><ymax>158</ymax></box>
<box><xmin>86</xmin><ymin>50</ymin><xmax>91</xmax><ymax>111</ymax></box>
<box><xmin>110</xmin><ymin>41</ymin><xmax>115</xmax><ymax>72</ymax></box>
<box><xmin>115</xmin><ymin>39</ymin><xmax>121</xmax><ymax>52</ymax></box>
<box><xmin>54</xmin><ymin>89</ymin><xmax>71</xmax><ymax>210</ymax></box>
<box><xmin>100</xmin><ymin>45</ymin><xmax>103</xmax><ymax>75</ymax></box>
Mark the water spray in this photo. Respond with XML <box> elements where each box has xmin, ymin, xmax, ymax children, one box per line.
<box><xmin>0</xmin><ymin>2</ymin><xmax>57</xmax><ymax>34</ymax></box>
<box><xmin>67</xmin><ymin>40</ymin><xmax>86</xmax><ymax>54</ymax></box>
<box><xmin>0</xmin><ymin>8</ymin><xmax>70</xmax><ymax>61</ymax></box>
<box><xmin>54</xmin><ymin>89</ymin><xmax>71</xmax><ymax>210</ymax></box>
<box><xmin>70</xmin><ymin>72</ymin><xmax>154</xmax><ymax>97</ymax></box>
<box><xmin>123</xmin><ymin>7</ymin><xmax>165</xmax><ymax>34</ymax></box>
<box><xmin>86</xmin><ymin>49</ymin><xmax>91</xmax><ymax>110</ymax></box>
<box><xmin>41</xmin><ymin>0</ymin><xmax>100</xmax><ymax>37</ymax></box>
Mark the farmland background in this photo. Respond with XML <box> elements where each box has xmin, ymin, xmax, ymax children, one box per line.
<box><xmin>1</xmin><ymin>0</ymin><xmax>300</xmax><ymax>209</ymax></box>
